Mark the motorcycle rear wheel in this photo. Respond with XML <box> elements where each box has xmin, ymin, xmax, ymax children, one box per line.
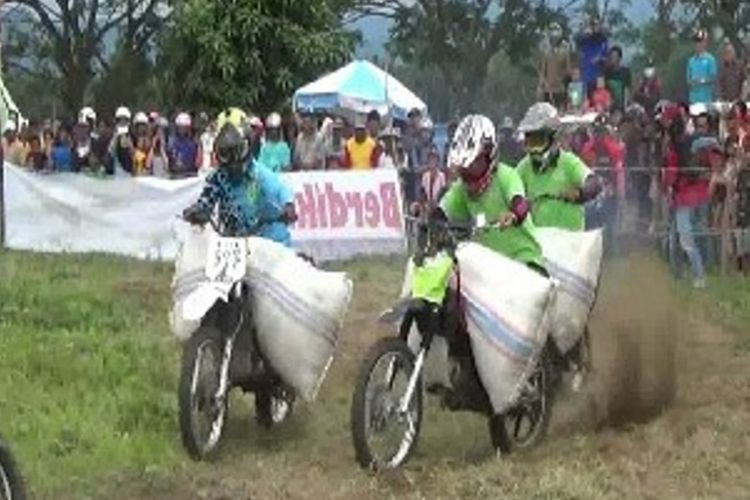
<box><xmin>488</xmin><ymin>344</ymin><xmax>553</xmax><ymax>454</ymax></box>
<box><xmin>351</xmin><ymin>337</ymin><xmax>423</xmax><ymax>471</ymax></box>
<box><xmin>178</xmin><ymin>325</ymin><xmax>228</xmax><ymax>461</ymax></box>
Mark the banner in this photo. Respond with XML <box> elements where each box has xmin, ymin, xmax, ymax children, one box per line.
<box><xmin>2</xmin><ymin>163</ymin><xmax>405</xmax><ymax>261</ymax></box>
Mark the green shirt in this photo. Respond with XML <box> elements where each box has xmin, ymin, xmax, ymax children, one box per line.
<box><xmin>517</xmin><ymin>151</ymin><xmax>591</xmax><ymax>231</ymax></box>
<box><xmin>411</xmin><ymin>252</ymin><xmax>455</xmax><ymax>305</ymax></box>
<box><xmin>440</xmin><ymin>163</ymin><xmax>543</xmax><ymax>267</ymax></box>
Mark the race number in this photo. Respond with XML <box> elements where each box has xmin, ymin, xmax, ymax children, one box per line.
<box><xmin>206</xmin><ymin>235</ymin><xmax>247</xmax><ymax>284</ymax></box>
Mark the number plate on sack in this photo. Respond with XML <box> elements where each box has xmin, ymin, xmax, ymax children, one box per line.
<box><xmin>206</xmin><ymin>236</ymin><xmax>247</xmax><ymax>283</ymax></box>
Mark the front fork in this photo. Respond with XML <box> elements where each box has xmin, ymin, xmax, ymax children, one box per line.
<box><xmin>214</xmin><ymin>285</ymin><xmax>245</xmax><ymax>415</ymax></box>
<box><xmin>396</xmin><ymin>302</ymin><xmax>439</xmax><ymax>414</ymax></box>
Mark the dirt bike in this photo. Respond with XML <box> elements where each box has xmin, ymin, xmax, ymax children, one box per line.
<box><xmin>0</xmin><ymin>437</ymin><xmax>26</xmax><ymax>500</ymax></box>
<box><xmin>174</xmin><ymin>212</ymin><xmax>295</xmax><ymax>461</ymax></box>
<box><xmin>350</xmin><ymin>214</ymin><xmax>591</xmax><ymax>470</ymax></box>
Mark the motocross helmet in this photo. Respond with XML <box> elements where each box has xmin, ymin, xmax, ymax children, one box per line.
<box><xmin>215</xmin><ymin>120</ymin><xmax>249</xmax><ymax>182</ymax></box>
<box><xmin>518</xmin><ymin>102</ymin><xmax>560</xmax><ymax>171</ymax></box>
<box><xmin>447</xmin><ymin>114</ymin><xmax>497</xmax><ymax>196</ymax></box>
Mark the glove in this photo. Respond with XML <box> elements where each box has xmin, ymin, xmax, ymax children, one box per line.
<box><xmin>281</xmin><ymin>202</ymin><xmax>298</xmax><ymax>224</ymax></box>
<box><xmin>182</xmin><ymin>204</ymin><xmax>209</xmax><ymax>225</ymax></box>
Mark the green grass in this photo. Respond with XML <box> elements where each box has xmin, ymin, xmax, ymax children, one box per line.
<box><xmin>0</xmin><ymin>251</ymin><xmax>180</xmax><ymax>497</ymax></box>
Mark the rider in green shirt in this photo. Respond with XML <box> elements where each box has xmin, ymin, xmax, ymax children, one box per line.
<box><xmin>435</xmin><ymin>114</ymin><xmax>545</xmax><ymax>274</ymax></box>
<box><xmin>516</xmin><ymin>102</ymin><xmax>602</xmax><ymax>231</ymax></box>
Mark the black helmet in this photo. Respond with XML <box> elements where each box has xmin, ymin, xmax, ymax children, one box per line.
<box><xmin>215</xmin><ymin>123</ymin><xmax>248</xmax><ymax>166</ymax></box>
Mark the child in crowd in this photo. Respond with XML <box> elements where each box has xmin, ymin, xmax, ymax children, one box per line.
<box><xmin>419</xmin><ymin>146</ymin><xmax>447</xmax><ymax>207</ymax></box>
<box><xmin>590</xmin><ymin>75</ymin><xmax>613</xmax><ymax>113</ymax></box>
<box><xmin>567</xmin><ymin>66</ymin><xmax>586</xmax><ymax>113</ymax></box>
<box><xmin>50</xmin><ymin>127</ymin><xmax>74</xmax><ymax>172</ymax></box>
<box><xmin>25</xmin><ymin>135</ymin><xmax>49</xmax><ymax>171</ymax></box>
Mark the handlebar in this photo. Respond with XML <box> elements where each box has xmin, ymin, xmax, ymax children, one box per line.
<box><xmin>180</xmin><ymin>210</ymin><xmax>286</xmax><ymax>238</ymax></box>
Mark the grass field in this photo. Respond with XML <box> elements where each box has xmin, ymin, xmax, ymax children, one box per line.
<box><xmin>1</xmin><ymin>250</ymin><xmax>749</xmax><ymax>499</ymax></box>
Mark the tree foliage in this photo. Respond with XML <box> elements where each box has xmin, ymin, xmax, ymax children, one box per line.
<box><xmin>159</xmin><ymin>0</ymin><xmax>357</xmax><ymax>113</ymax></box>
<box><xmin>3</xmin><ymin>0</ymin><xmax>168</xmax><ymax>113</ymax></box>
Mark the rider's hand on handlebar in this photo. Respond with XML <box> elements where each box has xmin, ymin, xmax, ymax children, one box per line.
<box><xmin>281</xmin><ymin>202</ymin><xmax>298</xmax><ymax>224</ymax></box>
<box><xmin>182</xmin><ymin>205</ymin><xmax>209</xmax><ymax>226</ymax></box>
<box><xmin>498</xmin><ymin>211</ymin><xmax>518</xmax><ymax>228</ymax></box>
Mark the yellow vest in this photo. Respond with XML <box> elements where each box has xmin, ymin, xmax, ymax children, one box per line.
<box><xmin>346</xmin><ymin>137</ymin><xmax>375</xmax><ymax>169</ymax></box>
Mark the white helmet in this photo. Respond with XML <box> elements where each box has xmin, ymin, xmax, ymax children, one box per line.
<box><xmin>133</xmin><ymin>111</ymin><xmax>148</xmax><ymax>125</ymax></box>
<box><xmin>447</xmin><ymin>114</ymin><xmax>496</xmax><ymax>169</ymax></box>
<box><xmin>3</xmin><ymin>120</ymin><xmax>17</xmax><ymax>134</ymax></box>
<box><xmin>115</xmin><ymin>106</ymin><xmax>132</xmax><ymax>121</ymax></box>
<box><xmin>518</xmin><ymin>102</ymin><xmax>560</xmax><ymax>133</ymax></box>
<box><xmin>266</xmin><ymin>112</ymin><xmax>282</xmax><ymax>128</ymax></box>
<box><xmin>79</xmin><ymin>106</ymin><xmax>96</xmax><ymax>125</ymax></box>
<box><xmin>175</xmin><ymin>112</ymin><xmax>192</xmax><ymax>128</ymax></box>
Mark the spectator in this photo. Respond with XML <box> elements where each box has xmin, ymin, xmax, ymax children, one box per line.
<box><xmin>576</xmin><ymin>14</ymin><xmax>609</xmax><ymax>95</ymax></box>
<box><xmin>111</xmin><ymin>106</ymin><xmax>134</xmax><ymax>174</ymax></box>
<box><xmin>604</xmin><ymin>46</ymin><xmax>631</xmax><ymax>111</ymax></box>
<box><xmin>247</xmin><ymin>115</ymin><xmax>264</xmax><ymax>161</ymax></box>
<box><xmin>132</xmin><ymin>112</ymin><xmax>152</xmax><ymax>176</ymax></box>
<box><xmin>742</xmin><ymin>63</ymin><xmax>750</xmax><ymax>102</ymax></box>
<box><xmin>538</xmin><ymin>23</ymin><xmax>571</xmax><ymax>109</ymax></box>
<box><xmin>2</xmin><ymin>121</ymin><xmax>27</xmax><ymax>166</ymax></box>
<box><xmin>419</xmin><ymin>146</ymin><xmax>447</xmax><ymax>206</ymax></box>
<box><xmin>93</xmin><ymin>120</ymin><xmax>114</xmax><ymax>174</ymax></box>
<box><xmin>366</xmin><ymin>109</ymin><xmax>382</xmax><ymax>139</ymax></box>
<box><xmin>258</xmin><ymin>112</ymin><xmax>292</xmax><ymax>172</ymax></box>
<box><xmin>634</xmin><ymin>63</ymin><xmax>663</xmax><ymax>116</ymax></box>
<box><xmin>661</xmin><ymin>105</ymin><xmax>710</xmax><ymax>288</ymax></box>
<box><xmin>282</xmin><ymin>112</ymin><xmax>300</xmax><ymax>160</ymax></box>
<box><xmin>342</xmin><ymin>116</ymin><xmax>378</xmax><ymax>170</ymax></box>
<box><xmin>590</xmin><ymin>76</ymin><xmax>613</xmax><ymax>113</ymax></box>
<box><xmin>402</xmin><ymin>107</ymin><xmax>424</xmax><ymax>169</ymax></box>
<box><xmin>168</xmin><ymin>112</ymin><xmax>201</xmax><ymax>178</ymax></box>
<box><xmin>151</xmin><ymin>117</ymin><xmax>169</xmax><ymax>177</ymax></box>
<box><xmin>719</xmin><ymin>41</ymin><xmax>745</xmax><ymax>102</ymax></box>
<box><xmin>567</xmin><ymin>66</ymin><xmax>586</xmax><ymax>113</ymax></box>
<box><xmin>199</xmin><ymin>118</ymin><xmax>216</xmax><ymax>171</ymax></box>
<box><xmin>25</xmin><ymin>135</ymin><xmax>49</xmax><ymax>171</ymax></box>
<box><xmin>497</xmin><ymin>117</ymin><xmax>523</xmax><ymax>165</ymax></box>
<box><xmin>378</xmin><ymin>126</ymin><xmax>404</xmax><ymax>169</ymax></box>
<box><xmin>294</xmin><ymin>113</ymin><xmax>325</xmax><ymax>170</ymax></box>
<box><xmin>42</xmin><ymin>128</ymin><xmax>54</xmax><ymax>160</ymax></box>
<box><xmin>580</xmin><ymin>115</ymin><xmax>625</xmax><ymax>254</ymax></box>
<box><xmin>50</xmin><ymin>126</ymin><xmax>74</xmax><ymax>172</ymax></box>
<box><xmin>687</xmin><ymin>29</ymin><xmax>717</xmax><ymax>105</ymax></box>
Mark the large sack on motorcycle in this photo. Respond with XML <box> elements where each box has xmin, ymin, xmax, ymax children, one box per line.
<box><xmin>169</xmin><ymin>224</ymin><xmax>211</xmax><ymax>341</ymax></box>
<box><xmin>245</xmin><ymin>238</ymin><xmax>353</xmax><ymax>402</ymax></box>
<box><xmin>536</xmin><ymin>228</ymin><xmax>603</xmax><ymax>353</ymax></box>
<box><xmin>456</xmin><ymin>242</ymin><xmax>555</xmax><ymax>415</ymax></box>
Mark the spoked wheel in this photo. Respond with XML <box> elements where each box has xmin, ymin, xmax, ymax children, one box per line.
<box><xmin>178</xmin><ymin>325</ymin><xmax>228</xmax><ymax>460</ymax></box>
<box><xmin>351</xmin><ymin>337</ymin><xmax>423</xmax><ymax>471</ymax></box>
<box><xmin>0</xmin><ymin>438</ymin><xmax>26</xmax><ymax>500</ymax></box>
<box><xmin>489</xmin><ymin>346</ymin><xmax>553</xmax><ymax>454</ymax></box>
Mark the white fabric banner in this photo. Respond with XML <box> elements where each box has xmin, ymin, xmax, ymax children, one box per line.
<box><xmin>2</xmin><ymin>163</ymin><xmax>405</xmax><ymax>261</ymax></box>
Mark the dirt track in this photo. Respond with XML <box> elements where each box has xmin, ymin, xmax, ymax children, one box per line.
<box><xmin>87</xmin><ymin>255</ymin><xmax>750</xmax><ymax>500</ymax></box>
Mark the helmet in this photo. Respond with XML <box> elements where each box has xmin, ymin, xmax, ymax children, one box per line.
<box><xmin>79</xmin><ymin>107</ymin><xmax>96</xmax><ymax>125</ymax></box>
<box><xmin>175</xmin><ymin>112</ymin><xmax>192</xmax><ymax>128</ymax></box>
<box><xmin>519</xmin><ymin>103</ymin><xmax>560</xmax><ymax>170</ymax></box>
<box><xmin>266</xmin><ymin>112</ymin><xmax>282</xmax><ymax>129</ymax></box>
<box><xmin>3</xmin><ymin>120</ymin><xmax>16</xmax><ymax>134</ymax></box>
<box><xmin>518</xmin><ymin>102</ymin><xmax>560</xmax><ymax>133</ymax></box>
<box><xmin>133</xmin><ymin>112</ymin><xmax>148</xmax><ymax>125</ymax></box>
<box><xmin>216</xmin><ymin>107</ymin><xmax>248</xmax><ymax>132</ymax></box>
<box><xmin>148</xmin><ymin>111</ymin><xmax>160</xmax><ymax>122</ymax></box>
<box><xmin>115</xmin><ymin>106</ymin><xmax>132</xmax><ymax>121</ymax></box>
<box><xmin>447</xmin><ymin>114</ymin><xmax>496</xmax><ymax>170</ymax></box>
<box><xmin>215</xmin><ymin>122</ymin><xmax>249</xmax><ymax>169</ymax></box>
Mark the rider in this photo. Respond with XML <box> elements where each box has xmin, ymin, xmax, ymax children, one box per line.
<box><xmin>183</xmin><ymin>107</ymin><xmax>297</xmax><ymax>245</ymax></box>
<box><xmin>435</xmin><ymin>114</ymin><xmax>545</xmax><ymax>275</ymax></box>
<box><xmin>516</xmin><ymin>102</ymin><xmax>603</xmax><ymax>232</ymax></box>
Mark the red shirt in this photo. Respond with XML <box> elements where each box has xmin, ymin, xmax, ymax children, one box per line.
<box><xmin>662</xmin><ymin>145</ymin><xmax>710</xmax><ymax>208</ymax></box>
<box><xmin>580</xmin><ymin>135</ymin><xmax>625</xmax><ymax>196</ymax></box>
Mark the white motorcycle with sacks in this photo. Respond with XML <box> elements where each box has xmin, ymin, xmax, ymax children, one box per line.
<box><xmin>169</xmin><ymin>214</ymin><xmax>352</xmax><ymax>460</ymax></box>
<box><xmin>350</xmin><ymin>213</ymin><xmax>602</xmax><ymax>470</ymax></box>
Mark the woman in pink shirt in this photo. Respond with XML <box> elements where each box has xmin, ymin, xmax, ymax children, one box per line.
<box><xmin>420</xmin><ymin>147</ymin><xmax>447</xmax><ymax>207</ymax></box>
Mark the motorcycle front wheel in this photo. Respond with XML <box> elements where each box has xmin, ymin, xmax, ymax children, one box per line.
<box><xmin>178</xmin><ymin>325</ymin><xmax>228</xmax><ymax>460</ymax></box>
<box><xmin>0</xmin><ymin>438</ymin><xmax>26</xmax><ymax>500</ymax></box>
<box><xmin>350</xmin><ymin>337</ymin><xmax>423</xmax><ymax>471</ymax></box>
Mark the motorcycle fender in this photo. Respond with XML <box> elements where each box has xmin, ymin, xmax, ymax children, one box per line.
<box><xmin>181</xmin><ymin>283</ymin><xmax>232</xmax><ymax>322</ymax></box>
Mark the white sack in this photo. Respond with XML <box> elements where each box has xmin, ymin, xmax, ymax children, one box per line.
<box><xmin>169</xmin><ymin>223</ymin><xmax>212</xmax><ymax>341</ymax></box>
<box><xmin>456</xmin><ymin>242</ymin><xmax>555</xmax><ymax>414</ymax></box>
<box><xmin>536</xmin><ymin>228</ymin><xmax>603</xmax><ymax>353</ymax></box>
<box><xmin>246</xmin><ymin>238</ymin><xmax>353</xmax><ymax>402</ymax></box>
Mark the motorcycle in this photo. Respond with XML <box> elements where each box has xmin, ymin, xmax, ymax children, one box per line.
<box><xmin>350</xmin><ymin>215</ymin><xmax>591</xmax><ymax>470</ymax></box>
<box><xmin>172</xmin><ymin>214</ymin><xmax>295</xmax><ymax>461</ymax></box>
<box><xmin>0</xmin><ymin>436</ymin><xmax>26</xmax><ymax>500</ymax></box>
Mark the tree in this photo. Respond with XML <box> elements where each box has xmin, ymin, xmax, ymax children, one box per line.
<box><xmin>159</xmin><ymin>0</ymin><xmax>356</xmax><ymax>112</ymax></box>
<box><xmin>2</xmin><ymin>0</ymin><xmax>168</xmax><ymax>113</ymax></box>
<box><xmin>352</xmin><ymin>0</ymin><xmax>565</xmax><ymax>115</ymax></box>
